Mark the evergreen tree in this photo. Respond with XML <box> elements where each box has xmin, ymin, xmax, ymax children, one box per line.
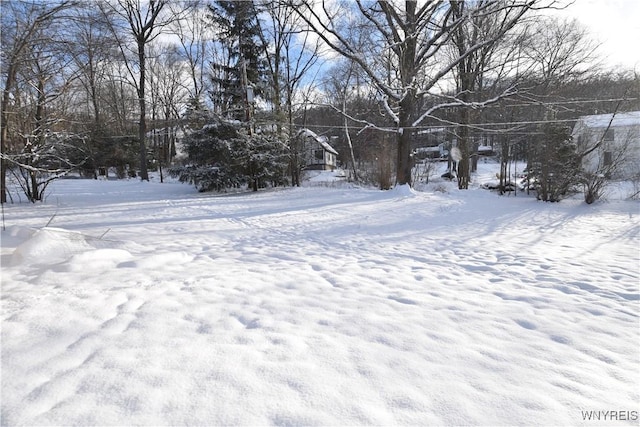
<box><xmin>170</xmin><ymin>117</ymin><xmax>289</xmax><ymax>192</ymax></box>
<box><xmin>169</xmin><ymin>118</ymin><xmax>244</xmax><ymax>192</ymax></box>
<box><xmin>233</xmin><ymin>132</ymin><xmax>289</xmax><ymax>191</ymax></box>
<box><xmin>208</xmin><ymin>0</ymin><xmax>265</xmax><ymax>120</ymax></box>
<box><xmin>526</xmin><ymin>123</ymin><xmax>581</xmax><ymax>202</ymax></box>
<box><xmin>183</xmin><ymin>96</ymin><xmax>212</xmax><ymax>131</ymax></box>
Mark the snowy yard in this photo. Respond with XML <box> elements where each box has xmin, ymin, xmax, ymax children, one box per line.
<box><xmin>1</xmin><ymin>166</ymin><xmax>639</xmax><ymax>426</ymax></box>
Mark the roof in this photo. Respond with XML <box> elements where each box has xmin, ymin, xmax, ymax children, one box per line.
<box><xmin>578</xmin><ymin>111</ymin><xmax>640</xmax><ymax>128</ymax></box>
<box><xmin>297</xmin><ymin>128</ymin><xmax>321</xmax><ymax>140</ymax></box>
<box><xmin>319</xmin><ymin>140</ymin><xmax>339</xmax><ymax>156</ymax></box>
<box><xmin>297</xmin><ymin>128</ymin><xmax>338</xmax><ymax>155</ymax></box>
<box><xmin>415</xmin><ymin>146</ymin><xmax>441</xmax><ymax>153</ymax></box>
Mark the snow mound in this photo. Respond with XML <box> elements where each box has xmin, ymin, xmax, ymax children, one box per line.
<box><xmin>1</xmin><ymin>225</ymin><xmax>37</xmax><ymax>251</ymax></box>
<box><xmin>390</xmin><ymin>184</ymin><xmax>418</xmax><ymax>197</ymax></box>
<box><xmin>10</xmin><ymin>227</ymin><xmax>129</xmax><ymax>267</ymax></box>
<box><xmin>63</xmin><ymin>249</ymin><xmax>133</xmax><ymax>272</ymax></box>
<box><xmin>5</xmin><ymin>225</ymin><xmax>35</xmax><ymax>240</ymax></box>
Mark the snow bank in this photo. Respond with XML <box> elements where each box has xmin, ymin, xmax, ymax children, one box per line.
<box><xmin>10</xmin><ymin>227</ymin><xmax>133</xmax><ymax>268</ymax></box>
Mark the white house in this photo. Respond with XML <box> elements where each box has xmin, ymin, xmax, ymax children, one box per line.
<box><xmin>572</xmin><ymin>111</ymin><xmax>640</xmax><ymax>179</ymax></box>
<box><xmin>297</xmin><ymin>128</ymin><xmax>339</xmax><ymax>171</ymax></box>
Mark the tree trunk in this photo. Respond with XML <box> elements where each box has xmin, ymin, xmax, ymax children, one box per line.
<box><xmin>137</xmin><ymin>38</ymin><xmax>149</xmax><ymax>181</ymax></box>
<box><xmin>287</xmin><ymin>96</ymin><xmax>299</xmax><ymax>187</ymax></box>
<box><xmin>1</xmin><ymin>63</ymin><xmax>16</xmax><ymax>204</ymax></box>
<box><xmin>30</xmin><ymin>170</ymin><xmax>39</xmax><ymax>202</ymax></box>
<box><xmin>395</xmin><ymin>0</ymin><xmax>417</xmax><ymax>187</ymax></box>
<box><xmin>27</xmin><ymin>77</ymin><xmax>47</xmax><ymax>202</ymax></box>
<box><xmin>457</xmin><ymin>107</ymin><xmax>471</xmax><ymax>189</ymax></box>
<box><xmin>396</xmin><ymin>106</ymin><xmax>413</xmax><ymax>186</ymax></box>
<box><xmin>344</xmin><ymin>116</ymin><xmax>358</xmax><ymax>183</ymax></box>
<box><xmin>1</xmin><ymin>114</ymin><xmax>8</xmax><ymax>204</ymax></box>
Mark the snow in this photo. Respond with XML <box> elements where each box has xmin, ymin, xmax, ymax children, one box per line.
<box><xmin>2</xmin><ymin>165</ymin><xmax>639</xmax><ymax>426</ymax></box>
<box><xmin>306</xmin><ymin>170</ymin><xmax>348</xmax><ymax>183</ymax></box>
<box><xmin>581</xmin><ymin>111</ymin><xmax>640</xmax><ymax>128</ymax></box>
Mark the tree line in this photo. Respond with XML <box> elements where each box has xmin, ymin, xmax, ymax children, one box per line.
<box><xmin>1</xmin><ymin>0</ymin><xmax>638</xmax><ymax>203</ymax></box>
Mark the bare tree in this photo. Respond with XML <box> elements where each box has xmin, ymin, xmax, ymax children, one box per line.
<box><xmin>67</xmin><ymin>4</ymin><xmax>122</xmax><ymax>177</ymax></box>
<box><xmin>71</xmin><ymin>5</ymin><xmax>114</xmax><ymax>133</ymax></box>
<box><xmin>257</xmin><ymin>0</ymin><xmax>322</xmax><ymax>186</ymax></box>
<box><xmin>100</xmin><ymin>0</ymin><xmax>177</xmax><ymax>181</ymax></box>
<box><xmin>291</xmin><ymin>0</ymin><xmax>545</xmax><ymax>187</ymax></box>
<box><xmin>336</xmin><ymin>63</ymin><xmax>361</xmax><ymax>184</ymax></box>
<box><xmin>170</xmin><ymin>0</ymin><xmax>212</xmax><ymax>104</ymax></box>
<box><xmin>322</xmin><ymin>59</ymin><xmax>377</xmax><ymax>184</ymax></box>
<box><xmin>148</xmin><ymin>43</ymin><xmax>188</xmax><ymax>181</ymax></box>
<box><xmin>449</xmin><ymin>0</ymin><xmax>533</xmax><ymax>189</ymax></box>
<box><xmin>1</xmin><ymin>0</ymin><xmax>74</xmax><ymax>203</ymax></box>
<box><xmin>522</xmin><ymin>16</ymin><xmax>600</xmax><ymax>90</ymax></box>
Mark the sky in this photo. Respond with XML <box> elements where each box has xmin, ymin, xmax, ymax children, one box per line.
<box><xmin>562</xmin><ymin>0</ymin><xmax>640</xmax><ymax>70</ymax></box>
<box><xmin>157</xmin><ymin>0</ymin><xmax>639</xmax><ymax>74</ymax></box>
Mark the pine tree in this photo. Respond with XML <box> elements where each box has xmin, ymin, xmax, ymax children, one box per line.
<box><xmin>208</xmin><ymin>0</ymin><xmax>265</xmax><ymax>121</ymax></box>
<box><xmin>527</xmin><ymin>123</ymin><xmax>581</xmax><ymax>202</ymax></box>
<box><xmin>169</xmin><ymin>118</ymin><xmax>244</xmax><ymax>192</ymax></box>
<box><xmin>169</xmin><ymin>118</ymin><xmax>289</xmax><ymax>192</ymax></box>
<box><xmin>234</xmin><ymin>133</ymin><xmax>289</xmax><ymax>191</ymax></box>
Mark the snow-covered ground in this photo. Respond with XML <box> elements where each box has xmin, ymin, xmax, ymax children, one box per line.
<box><xmin>2</xmin><ymin>162</ymin><xmax>639</xmax><ymax>426</ymax></box>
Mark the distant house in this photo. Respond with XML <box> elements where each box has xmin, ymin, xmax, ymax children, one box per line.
<box><xmin>413</xmin><ymin>144</ymin><xmax>448</xmax><ymax>162</ymax></box>
<box><xmin>297</xmin><ymin>128</ymin><xmax>339</xmax><ymax>171</ymax></box>
<box><xmin>477</xmin><ymin>144</ymin><xmax>495</xmax><ymax>157</ymax></box>
<box><xmin>572</xmin><ymin>111</ymin><xmax>640</xmax><ymax>179</ymax></box>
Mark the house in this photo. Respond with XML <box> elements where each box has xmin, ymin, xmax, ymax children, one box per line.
<box><xmin>477</xmin><ymin>144</ymin><xmax>495</xmax><ymax>157</ymax></box>
<box><xmin>297</xmin><ymin>128</ymin><xmax>339</xmax><ymax>171</ymax></box>
<box><xmin>413</xmin><ymin>144</ymin><xmax>448</xmax><ymax>162</ymax></box>
<box><xmin>572</xmin><ymin>111</ymin><xmax>640</xmax><ymax>179</ymax></box>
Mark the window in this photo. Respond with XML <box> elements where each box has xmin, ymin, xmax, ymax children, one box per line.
<box><xmin>603</xmin><ymin>151</ymin><xmax>612</xmax><ymax>166</ymax></box>
<box><xmin>604</xmin><ymin>129</ymin><xmax>614</xmax><ymax>141</ymax></box>
<box><xmin>314</xmin><ymin>149</ymin><xmax>324</xmax><ymax>161</ymax></box>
